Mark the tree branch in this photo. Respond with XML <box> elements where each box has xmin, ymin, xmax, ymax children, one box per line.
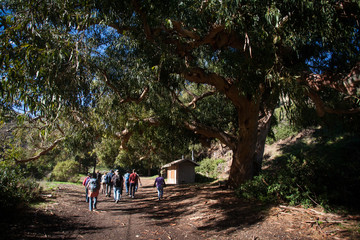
<box><xmin>301</xmin><ymin>62</ymin><xmax>360</xmax><ymax>117</ymax></box>
<box><xmin>15</xmin><ymin>137</ymin><xmax>65</xmax><ymax>163</ymax></box>
<box><xmin>184</xmin><ymin>120</ymin><xmax>237</xmax><ymax>150</ymax></box>
<box><xmin>120</xmin><ymin>86</ymin><xmax>149</xmax><ymax>104</ymax></box>
<box><xmin>131</xmin><ymin>0</ymin><xmax>153</xmax><ymax>39</ymax></box>
<box><xmin>304</xmin><ymin>62</ymin><xmax>360</xmax><ymax>98</ymax></box>
<box><xmin>185</xmin><ymin>88</ymin><xmax>216</xmax><ymax>108</ymax></box>
<box><xmin>116</xmin><ymin>129</ymin><xmax>133</xmax><ymax>150</ymax></box>
<box><xmin>307</xmin><ymin>87</ymin><xmax>360</xmax><ymax>116</ymax></box>
<box><xmin>99</xmin><ymin>69</ymin><xmax>149</xmax><ymax>104</ymax></box>
<box><xmin>130</xmin><ymin>0</ymin><xmax>244</xmax><ymax>54</ymax></box>
<box><xmin>171</xmin><ymin>20</ymin><xmax>201</xmax><ymax>41</ymax></box>
<box><xmin>71</xmin><ymin>110</ymin><xmax>89</xmax><ymax>128</ymax></box>
<box><xmin>116</xmin><ymin>117</ymin><xmax>160</xmax><ymax>150</ymax></box>
<box><xmin>183</xmin><ymin>67</ymin><xmax>247</xmax><ymax>108</ymax></box>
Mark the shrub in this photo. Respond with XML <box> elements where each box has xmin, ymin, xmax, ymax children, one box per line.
<box><xmin>0</xmin><ymin>162</ymin><xmax>40</xmax><ymax>210</ymax></box>
<box><xmin>195</xmin><ymin>158</ymin><xmax>225</xmax><ymax>179</ymax></box>
<box><xmin>195</xmin><ymin>173</ymin><xmax>216</xmax><ymax>183</ymax></box>
<box><xmin>238</xmin><ymin>133</ymin><xmax>360</xmax><ymax>211</ymax></box>
<box><xmin>51</xmin><ymin>159</ymin><xmax>79</xmax><ymax>182</ymax></box>
<box><xmin>266</xmin><ymin>107</ymin><xmax>299</xmax><ymax>145</ymax></box>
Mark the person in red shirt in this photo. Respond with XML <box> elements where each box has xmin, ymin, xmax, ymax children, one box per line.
<box><xmin>129</xmin><ymin>169</ymin><xmax>141</xmax><ymax>198</ymax></box>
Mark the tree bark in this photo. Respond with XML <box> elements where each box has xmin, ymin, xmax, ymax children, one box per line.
<box><xmin>228</xmin><ymin>100</ymin><xmax>260</xmax><ymax>187</ymax></box>
<box><xmin>253</xmin><ymin>108</ymin><xmax>274</xmax><ymax>176</ymax></box>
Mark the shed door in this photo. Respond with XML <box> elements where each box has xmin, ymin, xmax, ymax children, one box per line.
<box><xmin>167</xmin><ymin>169</ymin><xmax>176</xmax><ymax>184</ymax></box>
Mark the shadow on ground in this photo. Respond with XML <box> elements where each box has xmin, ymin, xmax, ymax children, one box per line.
<box><xmin>126</xmin><ymin>182</ymin><xmax>269</xmax><ymax>233</ymax></box>
<box><xmin>0</xmin><ymin>206</ymin><xmax>91</xmax><ymax>240</ymax></box>
<box><xmin>0</xmin><ymin>180</ymin><xmax>270</xmax><ymax>239</ymax></box>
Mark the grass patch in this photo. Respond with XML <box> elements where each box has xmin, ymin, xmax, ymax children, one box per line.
<box><xmin>39</xmin><ymin>180</ymin><xmax>81</xmax><ymax>191</ymax></box>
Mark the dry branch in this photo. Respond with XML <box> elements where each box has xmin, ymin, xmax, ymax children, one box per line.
<box><xmin>279</xmin><ymin>205</ymin><xmax>341</xmax><ymax>220</ymax></box>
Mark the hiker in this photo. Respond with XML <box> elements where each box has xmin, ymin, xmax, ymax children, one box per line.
<box><xmin>101</xmin><ymin>172</ymin><xmax>107</xmax><ymax>194</ymax></box>
<box><xmin>135</xmin><ymin>171</ymin><xmax>142</xmax><ymax>192</ymax></box>
<box><xmin>86</xmin><ymin>173</ymin><xmax>100</xmax><ymax>211</ymax></box>
<box><xmin>105</xmin><ymin>170</ymin><xmax>114</xmax><ymax>197</ymax></box>
<box><xmin>111</xmin><ymin>170</ymin><xmax>124</xmax><ymax>203</ymax></box>
<box><xmin>129</xmin><ymin>169</ymin><xmax>140</xmax><ymax>198</ymax></box>
<box><xmin>82</xmin><ymin>173</ymin><xmax>91</xmax><ymax>203</ymax></box>
<box><xmin>95</xmin><ymin>170</ymin><xmax>102</xmax><ymax>182</ymax></box>
<box><xmin>124</xmin><ymin>170</ymin><xmax>131</xmax><ymax>195</ymax></box>
<box><xmin>154</xmin><ymin>173</ymin><xmax>166</xmax><ymax>200</ymax></box>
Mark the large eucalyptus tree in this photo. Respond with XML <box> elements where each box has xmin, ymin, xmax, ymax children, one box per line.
<box><xmin>1</xmin><ymin>0</ymin><xmax>359</xmax><ymax>186</ymax></box>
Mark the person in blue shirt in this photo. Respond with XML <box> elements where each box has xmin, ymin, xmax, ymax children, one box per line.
<box><xmin>124</xmin><ymin>170</ymin><xmax>131</xmax><ymax>196</ymax></box>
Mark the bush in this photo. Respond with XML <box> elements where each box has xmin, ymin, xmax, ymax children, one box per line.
<box><xmin>195</xmin><ymin>173</ymin><xmax>216</xmax><ymax>183</ymax></box>
<box><xmin>195</xmin><ymin>158</ymin><xmax>225</xmax><ymax>179</ymax></box>
<box><xmin>0</xmin><ymin>162</ymin><xmax>40</xmax><ymax>210</ymax></box>
<box><xmin>51</xmin><ymin>159</ymin><xmax>79</xmax><ymax>183</ymax></box>
<box><xmin>238</xmin><ymin>133</ymin><xmax>360</xmax><ymax>211</ymax></box>
<box><xmin>266</xmin><ymin>107</ymin><xmax>299</xmax><ymax>145</ymax></box>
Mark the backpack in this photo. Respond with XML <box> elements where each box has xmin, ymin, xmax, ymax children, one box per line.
<box><xmin>88</xmin><ymin>178</ymin><xmax>98</xmax><ymax>192</ymax></box>
<box><xmin>105</xmin><ymin>173</ymin><xmax>113</xmax><ymax>184</ymax></box>
<box><xmin>113</xmin><ymin>175</ymin><xmax>123</xmax><ymax>187</ymax></box>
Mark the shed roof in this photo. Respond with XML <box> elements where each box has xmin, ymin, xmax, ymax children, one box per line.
<box><xmin>161</xmin><ymin>158</ymin><xmax>199</xmax><ymax>169</ymax></box>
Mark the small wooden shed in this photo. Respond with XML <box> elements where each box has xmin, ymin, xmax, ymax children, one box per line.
<box><xmin>161</xmin><ymin>158</ymin><xmax>199</xmax><ymax>184</ymax></box>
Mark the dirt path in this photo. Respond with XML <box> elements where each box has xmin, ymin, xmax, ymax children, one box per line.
<box><xmin>2</xmin><ymin>177</ymin><xmax>359</xmax><ymax>239</ymax></box>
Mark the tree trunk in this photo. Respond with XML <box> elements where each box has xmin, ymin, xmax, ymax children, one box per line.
<box><xmin>253</xmin><ymin>108</ymin><xmax>274</xmax><ymax>176</ymax></box>
<box><xmin>93</xmin><ymin>157</ymin><xmax>97</xmax><ymax>174</ymax></box>
<box><xmin>228</xmin><ymin>143</ymin><xmax>255</xmax><ymax>187</ymax></box>
<box><xmin>228</xmin><ymin>100</ymin><xmax>260</xmax><ymax>187</ymax></box>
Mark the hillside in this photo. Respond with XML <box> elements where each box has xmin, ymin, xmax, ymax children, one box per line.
<box><xmin>205</xmin><ymin>128</ymin><xmax>318</xmax><ymax>180</ymax></box>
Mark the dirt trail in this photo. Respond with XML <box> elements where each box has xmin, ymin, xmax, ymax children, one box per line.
<box><xmin>2</xmin><ymin>177</ymin><xmax>359</xmax><ymax>239</ymax></box>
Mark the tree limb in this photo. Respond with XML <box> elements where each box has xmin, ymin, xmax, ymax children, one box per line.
<box><xmin>183</xmin><ymin>67</ymin><xmax>247</xmax><ymax>108</ymax></box>
<box><xmin>15</xmin><ymin>137</ymin><xmax>65</xmax><ymax>163</ymax></box>
<box><xmin>171</xmin><ymin>20</ymin><xmax>201</xmax><ymax>41</ymax></box>
<box><xmin>116</xmin><ymin>117</ymin><xmax>160</xmax><ymax>150</ymax></box>
<box><xmin>184</xmin><ymin>121</ymin><xmax>237</xmax><ymax>150</ymax></box>
<box><xmin>131</xmin><ymin>0</ymin><xmax>153</xmax><ymax>40</ymax></box>
<box><xmin>99</xmin><ymin>69</ymin><xmax>149</xmax><ymax>104</ymax></box>
<box><xmin>304</xmin><ymin>62</ymin><xmax>360</xmax><ymax>98</ymax></box>
<box><xmin>186</xmin><ymin>89</ymin><xmax>216</xmax><ymax>108</ymax></box>
<box><xmin>119</xmin><ymin>86</ymin><xmax>149</xmax><ymax>104</ymax></box>
<box><xmin>130</xmin><ymin>1</ymin><xmax>244</xmax><ymax>54</ymax></box>
<box><xmin>116</xmin><ymin>129</ymin><xmax>133</xmax><ymax>150</ymax></box>
<box><xmin>301</xmin><ymin>62</ymin><xmax>360</xmax><ymax>117</ymax></box>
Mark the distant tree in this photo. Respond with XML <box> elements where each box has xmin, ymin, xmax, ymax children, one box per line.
<box><xmin>1</xmin><ymin>0</ymin><xmax>359</xmax><ymax>187</ymax></box>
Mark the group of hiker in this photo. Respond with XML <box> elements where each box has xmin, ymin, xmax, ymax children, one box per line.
<box><xmin>82</xmin><ymin>169</ymin><xmax>166</xmax><ymax>211</ymax></box>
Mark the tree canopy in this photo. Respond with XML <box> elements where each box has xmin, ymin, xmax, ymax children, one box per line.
<box><xmin>1</xmin><ymin>0</ymin><xmax>359</xmax><ymax>186</ymax></box>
